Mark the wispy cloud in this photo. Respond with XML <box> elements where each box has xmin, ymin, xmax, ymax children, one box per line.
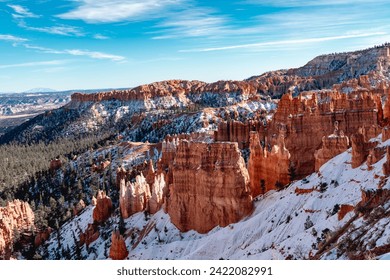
<box><xmin>58</xmin><ymin>0</ymin><xmax>182</xmax><ymax>23</ymax></box>
<box><xmin>180</xmin><ymin>32</ymin><xmax>387</xmax><ymax>52</ymax></box>
<box><xmin>94</xmin><ymin>34</ymin><xmax>110</xmax><ymax>40</ymax></box>
<box><xmin>18</xmin><ymin>21</ymin><xmax>84</xmax><ymax>37</ymax></box>
<box><xmin>245</xmin><ymin>0</ymin><xmax>389</xmax><ymax>7</ymax></box>
<box><xmin>0</xmin><ymin>34</ymin><xmax>28</xmax><ymax>42</ymax></box>
<box><xmin>65</xmin><ymin>49</ymin><xmax>124</xmax><ymax>61</ymax></box>
<box><xmin>152</xmin><ymin>9</ymin><xmax>227</xmax><ymax>39</ymax></box>
<box><xmin>0</xmin><ymin>60</ymin><xmax>66</xmax><ymax>69</ymax></box>
<box><xmin>8</xmin><ymin>4</ymin><xmax>40</xmax><ymax>18</ymax></box>
<box><xmin>23</xmin><ymin>44</ymin><xmax>125</xmax><ymax>61</ymax></box>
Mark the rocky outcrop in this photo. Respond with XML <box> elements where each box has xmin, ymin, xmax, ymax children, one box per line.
<box><xmin>248</xmin><ymin>127</ymin><xmax>291</xmax><ymax>197</ymax></box>
<box><xmin>357</xmin><ymin>189</ymin><xmax>390</xmax><ymax>214</ymax></box>
<box><xmin>294</xmin><ymin>187</ymin><xmax>318</xmax><ymax>195</ymax></box>
<box><xmin>383</xmin><ymin>147</ymin><xmax>390</xmax><ymax>175</ymax></box>
<box><xmin>120</xmin><ymin>174</ymin><xmax>151</xmax><ymax>219</ymax></box>
<box><xmin>109</xmin><ymin>230</ymin><xmax>128</xmax><ymax>260</ymax></box>
<box><xmin>92</xmin><ymin>160</ymin><xmax>110</xmax><ymax>172</ymax></box>
<box><xmin>351</xmin><ymin>131</ymin><xmax>378</xmax><ymax>168</ymax></box>
<box><xmin>214</xmin><ymin>120</ymin><xmax>263</xmax><ymax>149</ymax></box>
<box><xmin>338</xmin><ymin>204</ymin><xmax>355</xmax><ymax>220</ymax></box>
<box><xmin>149</xmin><ymin>173</ymin><xmax>165</xmax><ymax>214</ymax></box>
<box><xmin>167</xmin><ymin>140</ymin><xmax>253</xmax><ymax>233</ymax></box>
<box><xmin>382</xmin><ymin>127</ymin><xmax>390</xmax><ymax>142</ymax></box>
<box><xmin>92</xmin><ymin>191</ymin><xmax>113</xmax><ymax>223</ymax></box>
<box><xmin>0</xmin><ymin>200</ymin><xmax>34</xmax><ymax>259</ymax></box>
<box><xmin>72</xmin><ymin>200</ymin><xmax>86</xmax><ymax>216</ymax></box>
<box><xmin>34</xmin><ymin>227</ymin><xmax>52</xmax><ymax>248</ymax></box>
<box><xmin>71</xmin><ymin>80</ymin><xmax>257</xmax><ymax>102</ymax></box>
<box><xmin>314</xmin><ymin>122</ymin><xmax>350</xmax><ymax>171</ymax></box>
<box><xmin>247</xmin><ymin>90</ymin><xmax>382</xmax><ymax>193</ymax></box>
<box><xmin>79</xmin><ymin>223</ymin><xmax>99</xmax><ymax>247</ymax></box>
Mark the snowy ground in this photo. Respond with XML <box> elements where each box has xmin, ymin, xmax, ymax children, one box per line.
<box><xmin>40</xmin><ymin>135</ymin><xmax>390</xmax><ymax>260</ymax></box>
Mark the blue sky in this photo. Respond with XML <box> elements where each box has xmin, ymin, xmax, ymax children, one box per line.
<box><xmin>1</xmin><ymin>0</ymin><xmax>390</xmax><ymax>92</ymax></box>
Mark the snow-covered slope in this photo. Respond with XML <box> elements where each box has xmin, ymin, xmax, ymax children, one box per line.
<box><xmin>39</xmin><ymin>135</ymin><xmax>390</xmax><ymax>260</ymax></box>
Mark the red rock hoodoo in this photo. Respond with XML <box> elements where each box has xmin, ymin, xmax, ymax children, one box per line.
<box><xmin>314</xmin><ymin>121</ymin><xmax>350</xmax><ymax>171</ymax></box>
<box><xmin>166</xmin><ymin>140</ymin><xmax>253</xmax><ymax>233</ymax></box>
<box><xmin>247</xmin><ymin>90</ymin><xmax>381</xmax><ymax>194</ymax></box>
<box><xmin>92</xmin><ymin>191</ymin><xmax>113</xmax><ymax>223</ymax></box>
<box><xmin>109</xmin><ymin>230</ymin><xmax>128</xmax><ymax>260</ymax></box>
<box><xmin>119</xmin><ymin>174</ymin><xmax>151</xmax><ymax>219</ymax></box>
<box><xmin>248</xmin><ymin>126</ymin><xmax>291</xmax><ymax>197</ymax></box>
<box><xmin>0</xmin><ymin>200</ymin><xmax>35</xmax><ymax>259</ymax></box>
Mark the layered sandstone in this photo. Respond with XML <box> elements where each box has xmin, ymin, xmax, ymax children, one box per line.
<box><xmin>357</xmin><ymin>189</ymin><xmax>390</xmax><ymax>214</ymax></box>
<box><xmin>247</xmin><ymin>90</ymin><xmax>382</xmax><ymax>193</ymax></box>
<box><xmin>382</xmin><ymin>127</ymin><xmax>390</xmax><ymax>142</ymax></box>
<box><xmin>351</xmin><ymin>131</ymin><xmax>378</xmax><ymax>168</ymax></box>
<box><xmin>109</xmin><ymin>230</ymin><xmax>128</xmax><ymax>260</ymax></box>
<box><xmin>338</xmin><ymin>204</ymin><xmax>355</xmax><ymax>221</ymax></box>
<box><xmin>248</xmin><ymin>127</ymin><xmax>291</xmax><ymax>197</ymax></box>
<box><xmin>149</xmin><ymin>173</ymin><xmax>165</xmax><ymax>214</ymax></box>
<box><xmin>92</xmin><ymin>191</ymin><xmax>113</xmax><ymax>223</ymax></box>
<box><xmin>383</xmin><ymin>147</ymin><xmax>390</xmax><ymax>176</ymax></box>
<box><xmin>314</xmin><ymin>122</ymin><xmax>350</xmax><ymax>171</ymax></box>
<box><xmin>71</xmin><ymin>80</ymin><xmax>257</xmax><ymax>102</ymax></box>
<box><xmin>166</xmin><ymin>140</ymin><xmax>253</xmax><ymax>233</ymax></box>
<box><xmin>0</xmin><ymin>200</ymin><xmax>35</xmax><ymax>259</ymax></box>
<box><xmin>79</xmin><ymin>223</ymin><xmax>99</xmax><ymax>247</ymax></box>
<box><xmin>119</xmin><ymin>174</ymin><xmax>151</xmax><ymax>219</ymax></box>
<box><xmin>214</xmin><ymin>120</ymin><xmax>264</xmax><ymax>149</ymax></box>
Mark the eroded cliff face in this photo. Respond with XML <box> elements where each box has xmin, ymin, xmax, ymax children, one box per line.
<box><xmin>214</xmin><ymin>120</ymin><xmax>264</xmax><ymax>149</ymax></box>
<box><xmin>109</xmin><ymin>230</ymin><xmax>128</xmax><ymax>260</ymax></box>
<box><xmin>166</xmin><ymin>140</ymin><xmax>253</xmax><ymax>233</ymax></box>
<box><xmin>71</xmin><ymin>80</ymin><xmax>257</xmax><ymax>103</ymax></box>
<box><xmin>248</xmin><ymin>129</ymin><xmax>291</xmax><ymax>197</ymax></box>
<box><xmin>247</xmin><ymin>90</ymin><xmax>382</xmax><ymax>194</ymax></box>
<box><xmin>92</xmin><ymin>191</ymin><xmax>113</xmax><ymax>223</ymax></box>
<box><xmin>120</xmin><ymin>174</ymin><xmax>151</xmax><ymax>219</ymax></box>
<box><xmin>0</xmin><ymin>200</ymin><xmax>34</xmax><ymax>259</ymax></box>
<box><xmin>314</xmin><ymin>122</ymin><xmax>350</xmax><ymax>171</ymax></box>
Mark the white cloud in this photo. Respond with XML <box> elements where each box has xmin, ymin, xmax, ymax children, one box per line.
<box><xmin>94</xmin><ymin>34</ymin><xmax>110</xmax><ymax>40</ymax></box>
<box><xmin>58</xmin><ymin>0</ymin><xmax>182</xmax><ymax>23</ymax></box>
<box><xmin>0</xmin><ymin>34</ymin><xmax>28</xmax><ymax>42</ymax></box>
<box><xmin>23</xmin><ymin>44</ymin><xmax>126</xmax><ymax>61</ymax></box>
<box><xmin>8</xmin><ymin>4</ymin><xmax>40</xmax><ymax>18</ymax></box>
<box><xmin>65</xmin><ymin>49</ymin><xmax>125</xmax><ymax>61</ymax></box>
<box><xmin>152</xmin><ymin>9</ymin><xmax>227</xmax><ymax>39</ymax></box>
<box><xmin>245</xmin><ymin>0</ymin><xmax>388</xmax><ymax>7</ymax></box>
<box><xmin>180</xmin><ymin>32</ymin><xmax>387</xmax><ymax>52</ymax></box>
<box><xmin>18</xmin><ymin>21</ymin><xmax>84</xmax><ymax>37</ymax></box>
<box><xmin>0</xmin><ymin>60</ymin><xmax>66</xmax><ymax>69</ymax></box>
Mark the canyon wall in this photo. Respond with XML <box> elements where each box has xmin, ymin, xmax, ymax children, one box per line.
<box><xmin>0</xmin><ymin>200</ymin><xmax>34</xmax><ymax>259</ymax></box>
<box><xmin>71</xmin><ymin>80</ymin><xmax>257</xmax><ymax>102</ymax></box>
<box><xmin>314</xmin><ymin>122</ymin><xmax>350</xmax><ymax>171</ymax></box>
<box><xmin>166</xmin><ymin>140</ymin><xmax>253</xmax><ymax>233</ymax></box>
<box><xmin>248</xmin><ymin>90</ymin><xmax>382</xmax><ymax>194</ymax></box>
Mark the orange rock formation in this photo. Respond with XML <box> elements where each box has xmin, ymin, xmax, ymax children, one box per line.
<box><xmin>338</xmin><ymin>204</ymin><xmax>355</xmax><ymax>220</ymax></box>
<box><xmin>314</xmin><ymin>121</ymin><xmax>350</xmax><ymax>171</ymax></box>
<box><xmin>0</xmin><ymin>200</ymin><xmax>34</xmax><ymax>259</ymax></box>
<box><xmin>92</xmin><ymin>191</ymin><xmax>113</xmax><ymax>223</ymax></box>
<box><xmin>71</xmin><ymin>80</ymin><xmax>257</xmax><ymax>102</ymax></box>
<box><xmin>166</xmin><ymin>140</ymin><xmax>253</xmax><ymax>233</ymax></box>
<box><xmin>248</xmin><ymin>90</ymin><xmax>382</xmax><ymax>193</ymax></box>
<box><xmin>119</xmin><ymin>174</ymin><xmax>151</xmax><ymax>219</ymax></box>
<box><xmin>109</xmin><ymin>230</ymin><xmax>128</xmax><ymax>260</ymax></box>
